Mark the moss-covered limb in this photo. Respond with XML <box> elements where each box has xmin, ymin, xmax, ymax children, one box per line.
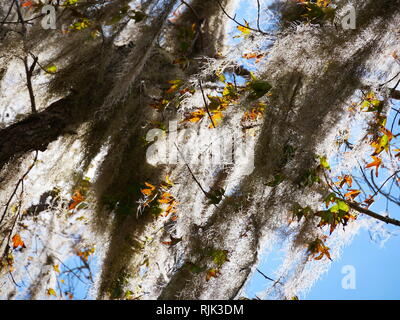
<box><xmin>0</xmin><ymin>96</ymin><xmax>75</xmax><ymax>170</ymax></box>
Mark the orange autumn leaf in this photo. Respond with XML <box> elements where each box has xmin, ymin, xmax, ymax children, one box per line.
<box><xmin>161</xmin><ymin>235</ymin><xmax>182</xmax><ymax>246</ymax></box>
<box><xmin>181</xmin><ymin>109</ymin><xmax>206</xmax><ymax>124</ymax></box>
<box><xmin>206</xmin><ymin>268</ymin><xmax>219</xmax><ymax>281</ymax></box>
<box><xmin>344</xmin><ymin>189</ymin><xmax>361</xmax><ymax>201</ymax></box>
<box><xmin>77</xmin><ymin>247</ymin><xmax>95</xmax><ymax>261</ymax></box>
<box><xmin>165</xmin><ymin>79</ymin><xmax>183</xmax><ymax>94</ymax></box>
<box><xmin>12</xmin><ymin>234</ymin><xmax>25</xmax><ymax>249</ymax></box>
<box><xmin>243</xmin><ymin>53</ymin><xmax>264</xmax><ymax>63</ymax></box>
<box><xmin>336</xmin><ymin>175</ymin><xmax>353</xmax><ymax>188</ymax></box>
<box><xmin>69</xmin><ymin>190</ymin><xmax>84</xmax><ymax>210</ymax></box>
<box><xmin>307</xmin><ymin>238</ymin><xmax>332</xmax><ymax>261</ymax></box>
<box><xmin>366</xmin><ymin>156</ymin><xmax>382</xmax><ymax>177</ymax></box>
<box><xmin>20</xmin><ymin>0</ymin><xmax>33</xmax><ymax>8</ymax></box>
<box><xmin>140</xmin><ymin>182</ymin><xmax>156</xmax><ymax>196</ymax></box>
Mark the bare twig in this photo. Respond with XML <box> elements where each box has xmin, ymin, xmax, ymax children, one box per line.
<box><xmin>198</xmin><ymin>79</ymin><xmax>216</xmax><ymax>128</ymax></box>
<box><xmin>256</xmin><ymin>268</ymin><xmax>276</xmax><ymax>282</ymax></box>
<box><xmin>1</xmin><ymin>0</ymin><xmax>16</xmax><ymax>24</ymax></box>
<box><xmin>216</xmin><ymin>0</ymin><xmax>269</xmax><ymax>35</ymax></box>
<box><xmin>22</xmin><ymin>55</ymin><xmax>39</xmax><ymax>113</ymax></box>
<box><xmin>0</xmin><ymin>150</ymin><xmax>38</xmax><ymax>227</ymax></box>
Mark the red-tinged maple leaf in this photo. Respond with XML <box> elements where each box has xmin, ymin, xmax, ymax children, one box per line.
<box><xmin>363</xmin><ymin>195</ymin><xmax>375</xmax><ymax>208</ymax></box>
<box><xmin>161</xmin><ymin>235</ymin><xmax>182</xmax><ymax>246</ymax></box>
<box><xmin>344</xmin><ymin>189</ymin><xmax>361</xmax><ymax>201</ymax></box>
<box><xmin>366</xmin><ymin>156</ymin><xmax>382</xmax><ymax>177</ymax></box>
<box><xmin>20</xmin><ymin>0</ymin><xmax>33</xmax><ymax>8</ymax></box>
<box><xmin>12</xmin><ymin>234</ymin><xmax>26</xmax><ymax>249</ymax></box>
<box><xmin>206</xmin><ymin>268</ymin><xmax>219</xmax><ymax>281</ymax></box>
<box><xmin>307</xmin><ymin>238</ymin><xmax>332</xmax><ymax>261</ymax></box>
<box><xmin>69</xmin><ymin>190</ymin><xmax>85</xmax><ymax>210</ymax></box>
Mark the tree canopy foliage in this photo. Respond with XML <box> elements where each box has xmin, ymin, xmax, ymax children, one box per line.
<box><xmin>0</xmin><ymin>0</ymin><xmax>399</xmax><ymax>300</ymax></box>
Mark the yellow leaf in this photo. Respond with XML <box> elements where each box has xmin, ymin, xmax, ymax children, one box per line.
<box><xmin>209</xmin><ymin>111</ymin><xmax>224</xmax><ymax>128</ymax></box>
<box><xmin>45</xmin><ymin>65</ymin><xmax>57</xmax><ymax>74</ymax></box>
<box><xmin>47</xmin><ymin>288</ymin><xmax>57</xmax><ymax>297</ymax></box>
<box><xmin>53</xmin><ymin>264</ymin><xmax>60</xmax><ymax>273</ymax></box>
<box><xmin>181</xmin><ymin>109</ymin><xmax>206</xmax><ymax>123</ymax></box>
<box><xmin>237</xmin><ymin>21</ymin><xmax>251</xmax><ymax>36</ymax></box>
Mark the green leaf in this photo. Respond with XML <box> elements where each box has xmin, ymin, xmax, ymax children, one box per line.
<box><xmin>211</xmin><ymin>249</ymin><xmax>229</xmax><ymax>268</ymax></box>
<box><xmin>248</xmin><ymin>80</ymin><xmax>272</xmax><ymax>99</ymax></box>
<box><xmin>336</xmin><ymin>199</ymin><xmax>349</xmax><ymax>212</ymax></box>
<box><xmin>45</xmin><ymin>65</ymin><xmax>57</xmax><ymax>74</ymax></box>
<box><xmin>319</xmin><ymin>156</ymin><xmax>330</xmax><ymax>170</ymax></box>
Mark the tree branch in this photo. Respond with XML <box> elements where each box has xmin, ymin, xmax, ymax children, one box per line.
<box><xmin>347</xmin><ymin>201</ymin><xmax>400</xmax><ymax>227</ymax></box>
<box><xmin>0</xmin><ymin>96</ymin><xmax>77</xmax><ymax>170</ymax></box>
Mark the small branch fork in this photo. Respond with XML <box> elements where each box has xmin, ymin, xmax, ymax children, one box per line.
<box><xmin>22</xmin><ymin>54</ymin><xmax>39</xmax><ymax>114</ymax></box>
<box><xmin>0</xmin><ymin>151</ymin><xmax>39</xmax><ymax>228</ymax></box>
<box><xmin>216</xmin><ymin>0</ymin><xmax>269</xmax><ymax>35</ymax></box>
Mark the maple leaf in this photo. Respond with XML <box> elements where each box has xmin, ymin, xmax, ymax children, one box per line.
<box><xmin>53</xmin><ymin>264</ymin><xmax>60</xmax><ymax>273</ymax></box>
<box><xmin>344</xmin><ymin>189</ymin><xmax>361</xmax><ymax>201</ymax></box>
<box><xmin>206</xmin><ymin>268</ymin><xmax>219</xmax><ymax>281</ymax></box>
<box><xmin>69</xmin><ymin>190</ymin><xmax>85</xmax><ymax>210</ymax></box>
<box><xmin>12</xmin><ymin>234</ymin><xmax>26</xmax><ymax>249</ymax></box>
<box><xmin>181</xmin><ymin>109</ymin><xmax>206</xmax><ymax>123</ymax></box>
<box><xmin>161</xmin><ymin>235</ymin><xmax>182</xmax><ymax>246</ymax></box>
<box><xmin>46</xmin><ymin>288</ymin><xmax>57</xmax><ymax>297</ymax></box>
<box><xmin>366</xmin><ymin>156</ymin><xmax>382</xmax><ymax>177</ymax></box>
<box><xmin>158</xmin><ymin>192</ymin><xmax>174</xmax><ymax>204</ymax></box>
<box><xmin>324</xmin><ymin>193</ymin><xmax>336</xmax><ymax>208</ymax></box>
<box><xmin>77</xmin><ymin>247</ymin><xmax>95</xmax><ymax>261</ymax></box>
<box><xmin>242</xmin><ymin>107</ymin><xmax>264</xmax><ymax>123</ymax></box>
<box><xmin>20</xmin><ymin>0</ymin><xmax>33</xmax><ymax>8</ymax></box>
<box><xmin>236</xmin><ymin>21</ymin><xmax>251</xmax><ymax>37</ymax></box>
<box><xmin>211</xmin><ymin>249</ymin><xmax>229</xmax><ymax>268</ymax></box>
<box><xmin>140</xmin><ymin>182</ymin><xmax>156</xmax><ymax>196</ymax></box>
<box><xmin>319</xmin><ymin>156</ymin><xmax>330</xmax><ymax>170</ymax></box>
<box><xmin>243</xmin><ymin>53</ymin><xmax>264</xmax><ymax>63</ymax></box>
<box><xmin>166</xmin><ymin>79</ymin><xmax>183</xmax><ymax>94</ymax></box>
<box><xmin>307</xmin><ymin>238</ymin><xmax>332</xmax><ymax>261</ymax></box>
<box><xmin>208</xmin><ymin>111</ymin><xmax>224</xmax><ymax>128</ymax></box>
